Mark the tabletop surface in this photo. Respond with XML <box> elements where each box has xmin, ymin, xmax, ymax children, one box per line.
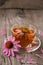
<box><xmin>0</xmin><ymin>10</ymin><xmax>43</xmax><ymax>65</ymax></box>
<box><xmin>0</xmin><ymin>0</ymin><xmax>43</xmax><ymax>9</ymax></box>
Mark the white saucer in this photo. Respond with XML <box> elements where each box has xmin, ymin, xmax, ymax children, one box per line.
<box><xmin>26</xmin><ymin>37</ymin><xmax>41</xmax><ymax>53</ymax></box>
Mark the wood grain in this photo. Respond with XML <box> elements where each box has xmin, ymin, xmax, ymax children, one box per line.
<box><xmin>0</xmin><ymin>0</ymin><xmax>43</xmax><ymax>9</ymax></box>
<box><xmin>0</xmin><ymin>10</ymin><xmax>43</xmax><ymax>65</ymax></box>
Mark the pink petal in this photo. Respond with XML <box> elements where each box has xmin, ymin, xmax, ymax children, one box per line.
<box><xmin>4</xmin><ymin>39</ymin><xmax>7</xmax><ymax>44</ymax></box>
<box><xmin>8</xmin><ymin>50</ymin><xmax>11</xmax><ymax>56</ymax></box>
<box><xmin>40</xmin><ymin>33</ymin><xmax>43</xmax><ymax>36</ymax></box>
<box><xmin>4</xmin><ymin>50</ymin><xmax>8</xmax><ymax>55</ymax></box>
<box><xmin>31</xmin><ymin>46</ymin><xmax>36</xmax><ymax>48</ymax></box>
<box><xmin>32</xmin><ymin>42</ymin><xmax>38</xmax><ymax>44</ymax></box>
<box><xmin>3</xmin><ymin>49</ymin><xmax>7</xmax><ymax>53</ymax></box>
<box><xmin>25</xmin><ymin>57</ymin><xmax>33</xmax><ymax>61</ymax></box>
<box><xmin>15</xmin><ymin>44</ymin><xmax>21</xmax><ymax>47</ymax></box>
<box><xmin>20</xmin><ymin>32</ymin><xmax>24</xmax><ymax>35</ymax></box>
<box><xmin>16</xmin><ymin>55</ymin><xmax>22</xmax><ymax>60</ymax></box>
<box><xmin>13</xmin><ymin>48</ymin><xmax>18</xmax><ymax>52</ymax></box>
<box><xmin>29</xmin><ymin>61</ymin><xmax>36</xmax><ymax>64</ymax></box>
<box><xmin>41</xmin><ymin>49</ymin><xmax>43</xmax><ymax>53</ymax></box>
<box><xmin>11</xmin><ymin>50</ymin><xmax>14</xmax><ymax>56</ymax></box>
<box><xmin>7</xmin><ymin>36</ymin><xmax>15</xmax><ymax>41</ymax></box>
<box><xmin>35</xmin><ymin>54</ymin><xmax>43</xmax><ymax>59</ymax></box>
<box><xmin>18</xmin><ymin>32</ymin><xmax>24</xmax><ymax>36</ymax></box>
<box><xmin>2</xmin><ymin>44</ymin><xmax>5</xmax><ymax>49</ymax></box>
<box><xmin>14</xmin><ymin>41</ymin><xmax>20</xmax><ymax>44</ymax></box>
<box><xmin>3</xmin><ymin>49</ymin><xmax>8</xmax><ymax>55</ymax></box>
<box><xmin>26</xmin><ymin>47</ymin><xmax>31</xmax><ymax>51</ymax></box>
<box><xmin>0</xmin><ymin>29</ymin><xmax>5</xmax><ymax>35</ymax></box>
<box><xmin>7</xmin><ymin>36</ymin><xmax>13</xmax><ymax>41</ymax></box>
<box><xmin>12</xmin><ymin>37</ymin><xmax>15</xmax><ymax>42</ymax></box>
<box><xmin>16</xmin><ymin>30</ymin><xmax>22</xmax><ymax>33</ymax></box>
<box><xmin>3</xmin><ymin>50</ymin><xmax>6</xmax><ymax>53</ymax></box>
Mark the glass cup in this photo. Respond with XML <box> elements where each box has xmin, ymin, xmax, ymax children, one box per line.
<box><xmin>11</xmin><ymin>25</ymin><xmax>36</xmax><ymax>48</ymax></box>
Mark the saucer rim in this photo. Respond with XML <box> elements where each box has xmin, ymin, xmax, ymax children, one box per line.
<box><xmin>26</xmin><ymin>37</ymin><xmax>41</xmax><ymax>53</ymax></box>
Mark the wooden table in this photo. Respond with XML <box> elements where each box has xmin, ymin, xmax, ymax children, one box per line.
<box><xmin>0</xmin><ymin>0</ymin><xmax>43</xmax><ymax>9</ymax></box>
<box><xmin>0</xmin><ymin>10</ymin><xmax>43</xmax><ymax>65</ymax></box>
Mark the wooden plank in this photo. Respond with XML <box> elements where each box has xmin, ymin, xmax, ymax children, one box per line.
<box><xmin>0</xmin><ymin>0</ymin><xmax>43</xmax><ymax>9</ymax></box>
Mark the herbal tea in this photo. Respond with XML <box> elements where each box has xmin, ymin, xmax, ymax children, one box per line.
<box><xmin>11</xmin><ymin>26</ymin><xmax>36</xmax><ymax>48</ymax></box>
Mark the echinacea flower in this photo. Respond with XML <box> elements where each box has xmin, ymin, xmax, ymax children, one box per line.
<box><xmin>2</xmin><ymin>36</ymin><xmax>21</xmax><ymax>56</ymax></box>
